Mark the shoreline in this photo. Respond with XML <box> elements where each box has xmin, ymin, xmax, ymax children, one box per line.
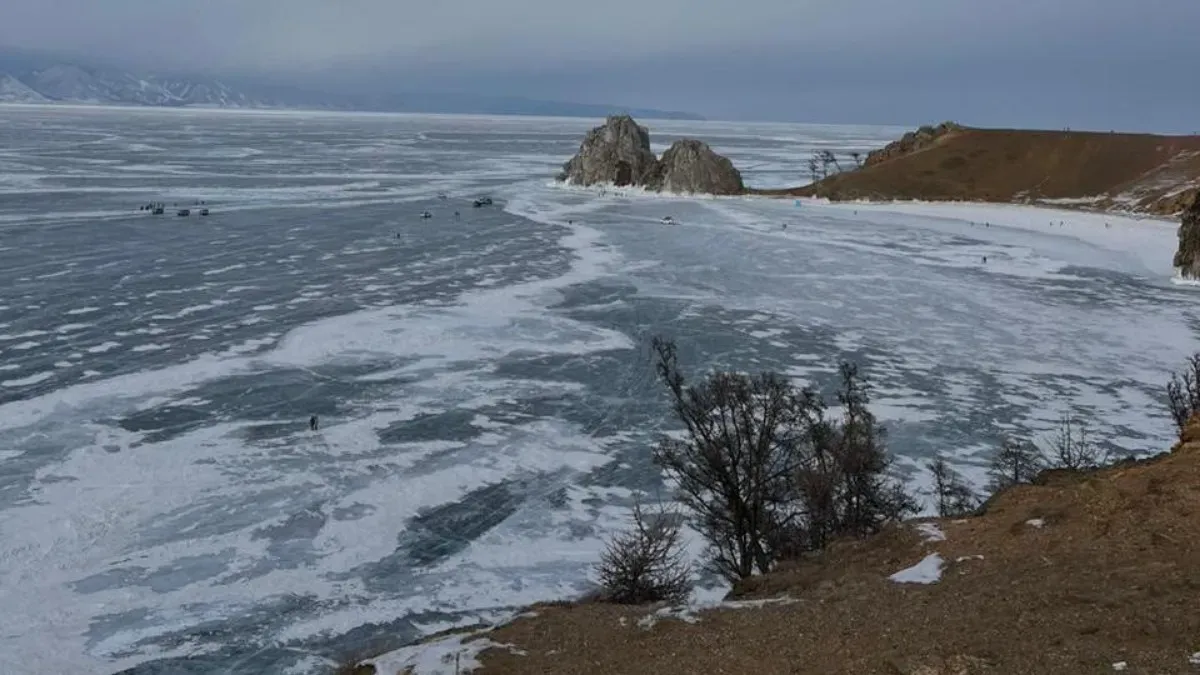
<box><xmin>747</xmin><ymin>189</ymin><xmax>1184</xmax><ymax>223</ymax></box>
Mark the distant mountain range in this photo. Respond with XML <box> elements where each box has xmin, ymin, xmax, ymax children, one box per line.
<box><xmin>0</xmin><ymin>59</ymin><xmax>704</xmax><ymax>120</ymax></box>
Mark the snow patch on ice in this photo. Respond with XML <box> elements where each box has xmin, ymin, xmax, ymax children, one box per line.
<box><xmin>1</xmin><ymin>371</ymin><xmax>53</xmax><ymax>387</ymax></box>
<box><xmin>131</xmin><ymin>343</ymin><xmax>171</xmax><ymax>353</ymax></box>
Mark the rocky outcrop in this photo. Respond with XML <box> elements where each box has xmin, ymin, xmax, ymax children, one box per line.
<box><xmin>645</xmin><ymin>139</ymin><xmax>744</xmax><ymax>195</ymax></box>
<box><xmin>863</xmin><ymin>121</ymin><xmax>963</xmax><ymax>168</ymax></box>
<box><xmin>558</xmin><ymin>115</ymin><xmax>744</xmax><ymax>195</ymax></box>
<box><xmin>1173</xmin><ymin>197</ymin><xmax>1200</xmax><ymax>279</ymax></box>
<box><xmin>557</xmin><ymin>115</ymin><xmax>659</xmax><ymax>187</ymax></box>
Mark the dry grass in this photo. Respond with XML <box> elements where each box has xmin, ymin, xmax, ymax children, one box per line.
<box><xmin>753</xmin><ymin>126</ymin><xmax>1200</xmax><ymax>216</ymax></box>
<box><xmin>456</xmin><ymin>416</ymin><xmax>1200</xmax><ymax>674</ymax></box>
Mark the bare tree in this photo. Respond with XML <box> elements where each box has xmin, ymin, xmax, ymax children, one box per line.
<box><xmin>830</xmin><ymin>362</ymin><xmax>916</xmax><ymax>537</ymax></box>
<box><xmin>807</xmin><ymin>157</ymin><xmax>820</xmax><ymax>183</ymax></box>
<box><xmin>850</xmin><ymin>151</ymin><xmax>863</xmax><ymax>168</ymax></box>
<box><xmin>595</xmin><ymin>501</ymin><xmax>693</xmax><ymax>605</ymax></box>
<box><xmin>811</xmin><ymin>151</ymin><xmax>829</xmax><ymax>179</ymax></box>
<box><xmin>649</xmin><ymin>337</ymin><xmax>915</xmax><ymax>582</ymax></box>
<box><xmin>1167</xmin><ymin>353</ymin><xmax>1200</xmax><ymax>433</ymax></box>
<box><xmin>926</xmin><ymin>455</ymin><xmax>978</xmax><ymax>517</ymax></box>
<box><xmin>987</xmin><ymin>437</ymin><xmax>1044</xmax><ymax>492</ymax></box>
<box><xmin>818</xmin><ymin>150</ymin><xmax>843</xmax><ymax>174</ymax></box>
<box><xmin>1042</xmin><ymin>413</ymin><xmax>1108</xmax><ymax>471</ymax></box>
<box><xmin>650</xmin><ymin>337</ymin><xmax>807</xmax><ymax>581</ymax></box>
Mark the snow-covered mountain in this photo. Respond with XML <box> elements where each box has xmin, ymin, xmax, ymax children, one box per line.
<box><xmin>14</xmin><ymin>64</ymin><xmax>259</xmax><ymax>108</ymax></box>
<box><xmin>0</xmin><ymin>74</ymin><xmax>49</xmax><ymax>103</ymax></box>
<box><xmin>0</xmin><ymin>58</ymin><xmax>704</xmax><ymax>119</ymax></box>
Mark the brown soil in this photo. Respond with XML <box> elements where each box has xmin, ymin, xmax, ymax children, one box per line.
<box><xmin>753</xmin><ymin>126</ymin><xmax>1200</xmax><ymax>217</ymax></box>
<box><xmin>360</xmin><ymin>417</ymin><xmax>1200</xmax><ymax>675</ymax></box>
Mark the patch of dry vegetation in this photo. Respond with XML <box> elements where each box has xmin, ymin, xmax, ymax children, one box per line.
<box><xmin>754</xmin><ymin>125</ymin><xmax>1200</xmax><ymax>216</ymax></box>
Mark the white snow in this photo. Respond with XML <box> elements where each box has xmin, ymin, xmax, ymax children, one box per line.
<box><xmin>1</xmin><ymin>371</ymin><xmax>54</xmax><ymax>387</ymax></box>
<box><xmin>1026</xmin><ymin>518</ymin><xmax>1046</xmax><ymax>528</ymax></box>
<box><xmin>85</xmin><ymin>341</ymin><xmax>122</xmax><ymax>354</ymax></box>
<box><xmin>368</xmin><ymin>634</ymin><xmax>516</xmax><ymax>675</ymax></box>
<box><xmin>915</xmin><ymin>522</ymin><xmax>946</xmax><ymax>542</ymax></box>
<box><xmin>888</xmin><ymin>553</ymin><xmax>945</xmax><ymax>585</ymax></box>
<box><xmin>131</xmin><ymin>343</ymin><xmax>171</xmax><ymax>353</ymax></box>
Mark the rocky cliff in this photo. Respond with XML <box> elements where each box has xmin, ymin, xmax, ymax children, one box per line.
<box><xmin>863</xmin><ymin>121</ymin><xmax>964</xmax><ymax>168</ymax></box>
<box><xmin>557</xmin><ymin>115</ymin><xmax>659</xmax><ymax>187</ymax></box>
<box><xmin>559</xmin><ymin>115</ymin><xmax>744</xmax><ymax>196</ymax></box>
<box><xmin>1174</xmin><ymin>197</ymin><xmax>1200</xmax><ymax>279</ymax></box>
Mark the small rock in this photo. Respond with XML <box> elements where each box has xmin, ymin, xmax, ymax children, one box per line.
<box><xmin>1174</xmin><ymin>197</ymin><xmax>1200</xmax><ymax>280</ymax></box>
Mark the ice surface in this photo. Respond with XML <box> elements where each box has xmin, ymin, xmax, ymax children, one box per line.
<box><xmin>889</xmin><ymin>554</ymin><xmax>945</xmax><ymax>584</ymax></box>
<box><xmin>0</xmin><ymin>107</ymin><xmax>1196</xmax><ymax>674</ymax></box>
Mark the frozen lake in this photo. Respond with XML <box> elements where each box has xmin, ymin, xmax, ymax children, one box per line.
<box><xmin>0</xmin><ymin>105</ymin><xmax>1196</xmax><ymax>673</ymax></box>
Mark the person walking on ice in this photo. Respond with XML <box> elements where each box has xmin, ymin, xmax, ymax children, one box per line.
<box><xmin>309</xmin><ymin>415</ymin><xmax>319</xmax><ymax>432</ymax></box>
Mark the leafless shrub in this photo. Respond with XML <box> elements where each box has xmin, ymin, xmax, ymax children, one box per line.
<box><xmin>987</xmin><ymin>437</ymin><xmax>1045</xmax><ymax>493</ymax></box>
<box><xmin>926</xmin><ymin>454</ymin><xmax>979</xmax><ymax>517</ymax></box>
<box><xmin>1041</xmin><ymin>413</ymin><xmax>1108</xmax><ymax>471</ymax></box>
<box><xmin>818</xmin><ymin>150</ymin><xmax>843</xmax><ymax>174</ymax></box>
<box><xmin>1167</xmin><ymin>353</ymin><xmax>1200</xmax><ymax>433</ymax></box>
<box><xmin>595</xmin><ymin>501</ymin><xmax>693</xmax><ymax>605</ymax></box>
<box><xmin>649</xmin><ymin>337</ymin><xmax>915</xmax><ymax>583</ymax></box>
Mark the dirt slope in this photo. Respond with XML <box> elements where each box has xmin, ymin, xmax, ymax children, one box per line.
<box><xmin>758</xmin><ymin>126</ymin><xmax>1200</xmax><ymax>216</ymax></box>
<box><xmin>430</xmin><ymin>418</ymin><xmax>1200</xmax><ymax>675</ymax></box>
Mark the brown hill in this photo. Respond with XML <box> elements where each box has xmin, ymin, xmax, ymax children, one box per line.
<box><xmin>362</xmin><ymin>416</ymin><xmax>1200</xmax><ymax>675</ymax></box>
<box><xmin>758</xmin><ymin>126</ymin><xmax>1200</xmax><ymax>217</ymax></box>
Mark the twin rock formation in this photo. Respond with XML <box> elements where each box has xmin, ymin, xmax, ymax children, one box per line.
<box><xmin>559</xmin><ymin>116</ymin><xmax>1200</xmax><ymax>286</ymax></box>
<box><xmin>557</xmin><ymin>115</ymin><xmax>744</xmax><ymax>196</ymax></box>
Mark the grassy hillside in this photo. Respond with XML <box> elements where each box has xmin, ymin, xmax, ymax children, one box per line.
<box><xmin>757</xmin><ymin>126</ymin><xmax>1200</xmax><ymax>216</ymax></box>
<box><xmin>463</xmin><ymin>419</ymin><xmax>1200</xmax><ymax>674</ymax></box>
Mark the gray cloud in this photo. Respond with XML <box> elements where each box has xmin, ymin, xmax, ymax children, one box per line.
<box><xmin>1</xmin><ymin>0</ymin><xmax>1197</xmax><ymax>129</ymax></box>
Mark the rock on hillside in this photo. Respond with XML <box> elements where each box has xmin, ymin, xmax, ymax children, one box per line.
<box><xmin>557</xmin><ymin>115</ymin><xmax>659</xmax><ymax>187</ymax></box>
<box><xmin>1174</xmin><ymin>197</ymin><xmax>1200</xmax><ymax>279</ymax></box>
<box><xmin>646</xmin><ymin>139</ymin><xmax>745</xmax><ymax>196</ymax></box>
<box><xmin>559</xmin><ymin>115</ymin><xmax>744</xmax><ymax>196</ymax></box>
<box><xmin>863</xmin><ymin>121</ymin><xmax>964</xmax><ymax>167</ymax></box>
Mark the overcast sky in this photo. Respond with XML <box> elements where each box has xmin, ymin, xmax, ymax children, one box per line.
<box><xmin>2</xmin><ymin>0</ymin><xmax>1197</xmax><ymax>130</ymax></box>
